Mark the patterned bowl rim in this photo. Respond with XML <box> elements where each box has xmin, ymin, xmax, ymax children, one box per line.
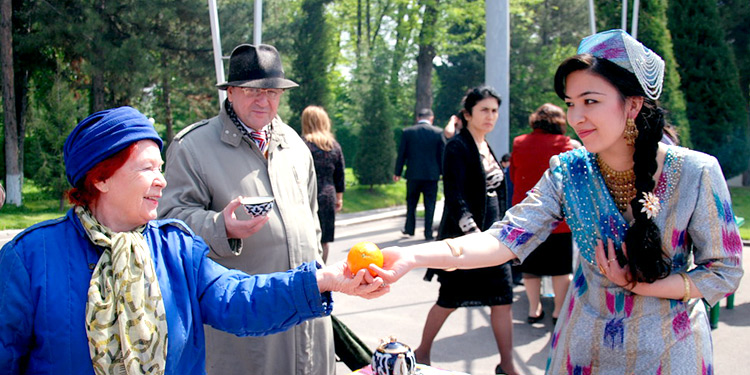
<box><xmin>240</xmin><ymin>196</ymin><xmax>275</xmax><ymax>206</ymax></box>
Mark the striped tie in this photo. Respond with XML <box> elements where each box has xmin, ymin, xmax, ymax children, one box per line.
<box><xmin>250</xmin><ymin>130</ymin><xmax>268</xmax><ymax>153</ymax></box>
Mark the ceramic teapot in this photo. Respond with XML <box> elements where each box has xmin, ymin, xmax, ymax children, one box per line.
<box><xmin>371</xmin><ymin>336</ymin><xmax>417</xmax><ymax>375</ymax></box>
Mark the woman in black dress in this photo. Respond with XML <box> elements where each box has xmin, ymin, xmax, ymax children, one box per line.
<box><xmin>415</xmin><ymin>86</ymin><xmax>517</xmax><ymax>375</ymax></box>
<box><xmin>302</xmin><ymin>105</ymin><xmax>345</xmax><ymax>263</ymax></box>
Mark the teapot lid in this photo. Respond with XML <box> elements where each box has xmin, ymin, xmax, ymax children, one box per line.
<box><xmin>376</xmin><ymin>336</ymin><xmax>412</xmax><ymax>354</ymax></box>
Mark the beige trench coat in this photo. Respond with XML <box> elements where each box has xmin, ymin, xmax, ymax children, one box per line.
<box><xmin>158</xmin><ymin>107</ymin><xmax>334</xmax><ymax>375</ymax></box>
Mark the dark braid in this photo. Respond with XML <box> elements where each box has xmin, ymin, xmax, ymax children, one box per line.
<box><xmin>626</xmin><ymin>99</ymin><xmax>671</xmax><ymax>283</ymax></box>
<box><xmin>555</xmin><ymin>55</ymin><xmax>671</xmax><ymax>283</ymax></box>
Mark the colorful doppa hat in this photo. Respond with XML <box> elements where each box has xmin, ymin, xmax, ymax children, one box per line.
<box><xmin>64</xmin><ymin>106</ymin><xmax>163</xmax><ymax>188</ymax></box>
<box><xmin>577</xmin><ymin>29</ymin><xmax>664</xmax><ymax>100</ymax></box>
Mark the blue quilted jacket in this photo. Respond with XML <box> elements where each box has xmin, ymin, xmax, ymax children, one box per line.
<box><xmin>0</xmin><ymin>209</ymin><xmax>332</xmax><ymax>374</ymax></box>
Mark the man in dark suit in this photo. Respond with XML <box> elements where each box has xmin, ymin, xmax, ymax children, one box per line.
<box><xmin>393</xmin><ymin>108</ymin><xmax>445</xmax><ymax>240</ymax></box>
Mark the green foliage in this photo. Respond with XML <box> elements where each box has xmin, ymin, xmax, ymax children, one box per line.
<box><xmin>432</xmin><ymin>0</ymin><xmax>486</xmax><ymax>126</ymax></box>
<box><xmin>718</xmin><ymin>0</ymin><xmax>750</xmax><ymax>106</ymax></box>
<box><xmin>288</xmin><ymin>0</ymin><xmax>335</xmax><ymax>132</ymax></box>
<box><xmin>24</xmin><ymin>56</ymin><xmax>88</xmax><ymax>208</ymax></box>
<box><xmin>354</xmin><ymin>54</ymin><xmax>396</xmax><ymax>187</ymax></box>
<box><xmin>595</xmin><ymin>0</ymin><xmax>691</xmax><ymax>146</ymax></box>
<box><xmin>668</xmin><ymin>0</ymin><xmax>750</xmax><ymax>178</ymax></box>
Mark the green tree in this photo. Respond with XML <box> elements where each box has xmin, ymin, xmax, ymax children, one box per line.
<box><xmin>25</xmin><ymin>55</ymin><xmax>88</xmax><ymax>209</ymax></box>
<box><xmin>595</xmin><ymin>0</ymin><xmax>691</xmax><ymax>145</ymax></box>
<box><xmin>354</xmin><ymin>53</ymin><xmax>396</xmax><ymax>187</ymax></box>
<box><xmin>718</xmin><ymin>0</ymin><xmax>750</xmax><ymax>105</ymax></box>
<box><xmin>668</xmin><ymin>0</ymin><xmax>750</xmax><ymax>178</ymax></box>
<box><xmin>717</xmin><ymin>0</ymin><xmax>750</xmax><ymax>184</ymax></box>
<box><xmin>508</xmin><ymin>0</ymin><xmax>588</xmax><ymax>140</ymax></box>
<box><xmin>288</xmin><ymin>0</ymin><xmax>334</xmax><ymax>132</ymax></box>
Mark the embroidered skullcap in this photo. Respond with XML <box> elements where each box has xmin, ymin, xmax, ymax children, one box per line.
<box><xmin>64</xmin><ymin>106</ymin><xmax>163</xmax><ymax>187</ymax></box>
<box><xmin>577</xmin><ymin>29</ymin><xmax>664</xmax><ymax>100</ymax></box>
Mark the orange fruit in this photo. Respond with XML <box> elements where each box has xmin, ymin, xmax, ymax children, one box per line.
<box><xmin>347</xmin><ymin>241</ymin><xmax>383</xmax><ymax>277</ymax></box>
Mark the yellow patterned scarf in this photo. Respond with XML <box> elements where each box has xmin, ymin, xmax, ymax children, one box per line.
<box><xmin>76</xmin><ymin>206</ymin><xmax>168</xmax><ymax>375</ymax></box>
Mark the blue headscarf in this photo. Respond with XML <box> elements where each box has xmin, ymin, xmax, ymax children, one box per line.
<box><xmin>64</xmin><ymin>106</ymin><xmax>163</xmax><ymax>187</ymax></box>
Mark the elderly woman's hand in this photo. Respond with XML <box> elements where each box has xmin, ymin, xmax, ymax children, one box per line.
<box><xmin>316</xmin><ymin>261</ymin><xmax>390</xmax><ymax>299</ymax></box>
<box><xmin>223</xmin><ymin>196</ymin><xmax>270</xmax><ymax>239</ymax></box>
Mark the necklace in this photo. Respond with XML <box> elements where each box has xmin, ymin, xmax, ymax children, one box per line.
<box><xmin>596</xmin><ymin>155</ymin><xmax>636</xmax><ymax>212</ymax></box>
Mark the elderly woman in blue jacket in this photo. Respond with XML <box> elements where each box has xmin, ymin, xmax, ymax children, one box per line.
<box><xmin>0</xmin><ymin>106</ymin><xmax>387</xmax><ymax>375</ymax></box>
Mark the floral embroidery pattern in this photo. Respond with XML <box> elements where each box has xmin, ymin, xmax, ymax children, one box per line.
<box><xmin>602</xmin><ymin>291</ymin><xmax>633</xmax><ymax>349</ymax></box>
<box><xmin>566</xmin><ymin>355</ymin><xmax>592</xmax><ymax>375</ymax></box>
<box><xmin>572</xmin><ymin>266</ymin><xmax>588</xmax><ymax>297</ymax></box>
<box><xmin>497</xmin><ymin>223</ymin><xmax>533</xmax><ymax>247</ymax></box>
<box><xmin>713</xmin><ymin>191</ymin><xmax>743</xmax><ymax>260</ymax></box>
<box><xmin>671</xmin><ymin>229</ymin><xmax>686</xmax><ymax>252</ymax></box>
<box><xmin>672</xmin><ymin>310</ymin><xmax>691</xmax><ymax>341</ymax></box>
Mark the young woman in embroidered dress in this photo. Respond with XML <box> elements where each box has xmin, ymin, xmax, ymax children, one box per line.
<box><xmin>371</xmin><ymin>30</ymin><xmax>743</xmax><ymax>375</ymax></box>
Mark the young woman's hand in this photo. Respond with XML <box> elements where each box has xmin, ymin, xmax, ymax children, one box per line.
<box><xmin>595</xmin><ymin>238</ymin><xmax>632</xmax><ymax>289</ymax></box>
<box><xmin>369</xmin><ymin>246</ymin><xmax>416</xmax><ymax>286</ymax></box>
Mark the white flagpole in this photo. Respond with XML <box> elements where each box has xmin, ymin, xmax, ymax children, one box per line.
<box><xmin>254</xmin><ymin>0</ymin><xmax>262</xmax><ymax>45</ymax></box>
<box><xmin>631</xmin><ymin>0</ymin><xmax>640</xmax><ymax>38</ymax></box>
<box><xmin>208</xmin><ymin>0</ymin><xmax>226</xmax><ymax>105</ymax></box>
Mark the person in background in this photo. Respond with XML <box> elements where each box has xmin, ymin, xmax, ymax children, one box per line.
<box><xmin>302</xmin><ymin>105</ymin><xmax>345</xmax><ymax>263</ymax></box>
<box><xmin>510</xmin><ymin>103</ymin><xmax>579</xmax><ymax>325</ymax></box>
<box><xmin>0</xmin><ymin>182</ymin><xmax>4</xmax><ymax>209</ymax></box>
<box><xmin>158</xmin><ymin>44</ymin><xmax>334</xmax><ymax>375</ymax></box>
<box><xmin>442</xmin><ymin>114</ymin><xmax>462</xmax><ymax>139</ymax></box>
<box><xmin>499</xmin><ymin>153</ymin><xmax>511</xmax><ymax>213</ymax></box>
<box><xmin>500</xmin><ymin>153</ymin><xmax>523</xmax><ymax>286</ymax></box>
<box><xmin>0</xmin><ymin>106</ymin><xmax>387</xmax><ymax>375</ymax></box>
<box><xmin>394</xmin><ymin>108</ymin><xmax>445</xmax><ymax>241</ymax></box>
<box><xmin>373</xmin><ymin>30</ymin><xmax>742</xmax><ymax>375</ymax></box>
<box><xmin>416</xmin><ymin>86</ymin><xmax>517</xmax><ymax>375</ymax></box>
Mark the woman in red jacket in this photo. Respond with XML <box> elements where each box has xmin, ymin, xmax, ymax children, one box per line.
<box><xmin>510</xmin><ymin>103</ymin><xmax>580</xmax><ymax>325</ymax></box>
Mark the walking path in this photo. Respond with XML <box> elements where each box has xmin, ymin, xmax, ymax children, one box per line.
<box><xmin>1</xmin><ymin>202</ymin><xmax>748</xmax><ymax>375</ymax></box>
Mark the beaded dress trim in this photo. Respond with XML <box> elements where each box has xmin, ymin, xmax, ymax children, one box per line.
<box><xmin>555</xmin><ymin>147</ymin><xmax>683</xmax><ymax>264</ymax></box>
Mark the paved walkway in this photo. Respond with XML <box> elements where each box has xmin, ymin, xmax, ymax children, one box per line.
<box><xmin>1</xmin><ymin>203</ymin><xmax>748</xmax><ymax>375</ymax></box>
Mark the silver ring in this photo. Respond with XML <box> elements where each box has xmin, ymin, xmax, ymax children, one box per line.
<box><xmin>607</xmin><ymin>258</ymin><xmax>617</xmax><ymax>263</ymax></box>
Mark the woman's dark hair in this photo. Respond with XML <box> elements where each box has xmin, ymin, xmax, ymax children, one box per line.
<box><xmin>529</xmin><ymin>103</ymin><xmax>566</xmax><ymax>135</ymax></box>
<box><xmin>68</xmin><ymin>143</ymin><xmax>137</xmax><ymax>208</ymax></box>
<box><xmin>457</xmin><ymin>85</ymin><xmax>502</xmax><ymax>130</ymax></box>
<box><xmin>554</xmin><ymin>54</ymin><xmax>670</xmax><ymax>284</ymax></box>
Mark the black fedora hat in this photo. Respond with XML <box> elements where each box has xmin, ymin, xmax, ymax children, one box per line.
<box><xmin>217</xmin><ymin>44</ymin><xmax>298</xmax><ymax>90</ymax></box>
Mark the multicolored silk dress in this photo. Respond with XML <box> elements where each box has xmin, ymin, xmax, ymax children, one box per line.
<box><xmin>488</xmin><ymin>146</ymin><xmax>743</xmax><ymax>375</ymax></box>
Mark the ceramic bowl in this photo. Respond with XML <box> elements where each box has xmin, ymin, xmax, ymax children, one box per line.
<box><xmin>240</xmin><ymin>196</ymin><xmax>275</xmax><ymax>217</ymax></box>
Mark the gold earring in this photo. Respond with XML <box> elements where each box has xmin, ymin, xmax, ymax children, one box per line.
<box><xmin>624</xmin><ymin>118</ymin><xmax>638</xmax><ymax>146</ymax></box>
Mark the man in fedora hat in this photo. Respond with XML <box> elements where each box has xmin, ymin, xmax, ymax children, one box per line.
<box><xmin>159</xmin><ymin>44</ymin><xmax>335</xmax><ymax>375</ymax></box>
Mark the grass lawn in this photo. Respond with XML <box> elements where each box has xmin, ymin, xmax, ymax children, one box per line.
<box><xmin>2</xmin><ymin>176</ymin><xmax>747</xmax><ymax>240</ymax></box>
<box><xmin>730</xmin><ymin>186</ymin><xmax>750</xmax><ymax>240</ymax></box>
<box><xmin>0</xmin><ymin>182</ymin><xmax>71</xmax><ymax>230</ymax></box>
<box><xmin>0</xmin><ymin>170</ymin><xmax>415</xmax><ymax>230</ymax></box>
<box><xmin>341</xmin><ymin>168</ymin><xmax>407</xmax><ymax>213</ymax></box>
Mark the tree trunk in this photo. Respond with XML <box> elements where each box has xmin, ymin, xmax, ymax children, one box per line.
<box><xmin>356</xmin><ymin>0</ymin><xmax>362</xmax><ymax>62</ymax></box>
<box><xmin>91</xmin><ymin>70</ymin><xmax>106</xmax><ymax>112</ymax></box>
<box><xmin>366</xmin><ymin>0</ymin><xmax>371</xmax><ymax>50</ymax></box>
<box><xmin>389</xmin><ymin>2</ymin><xmax>409</xmax><ymax>97</ymax></box>
<box><xmin>415</xmin><ymin>0</ymin><xmax>438</xmax><ymax>117</ymax></box>
<box><xmin>162</xmin><ymin>57</ymin><xmax>174</xmax><ymax>147</ymax></box>
<box><xmin>1</xmin><ymin>0</ymin><xmax>22</xmax><ymax>206</ymax></box>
